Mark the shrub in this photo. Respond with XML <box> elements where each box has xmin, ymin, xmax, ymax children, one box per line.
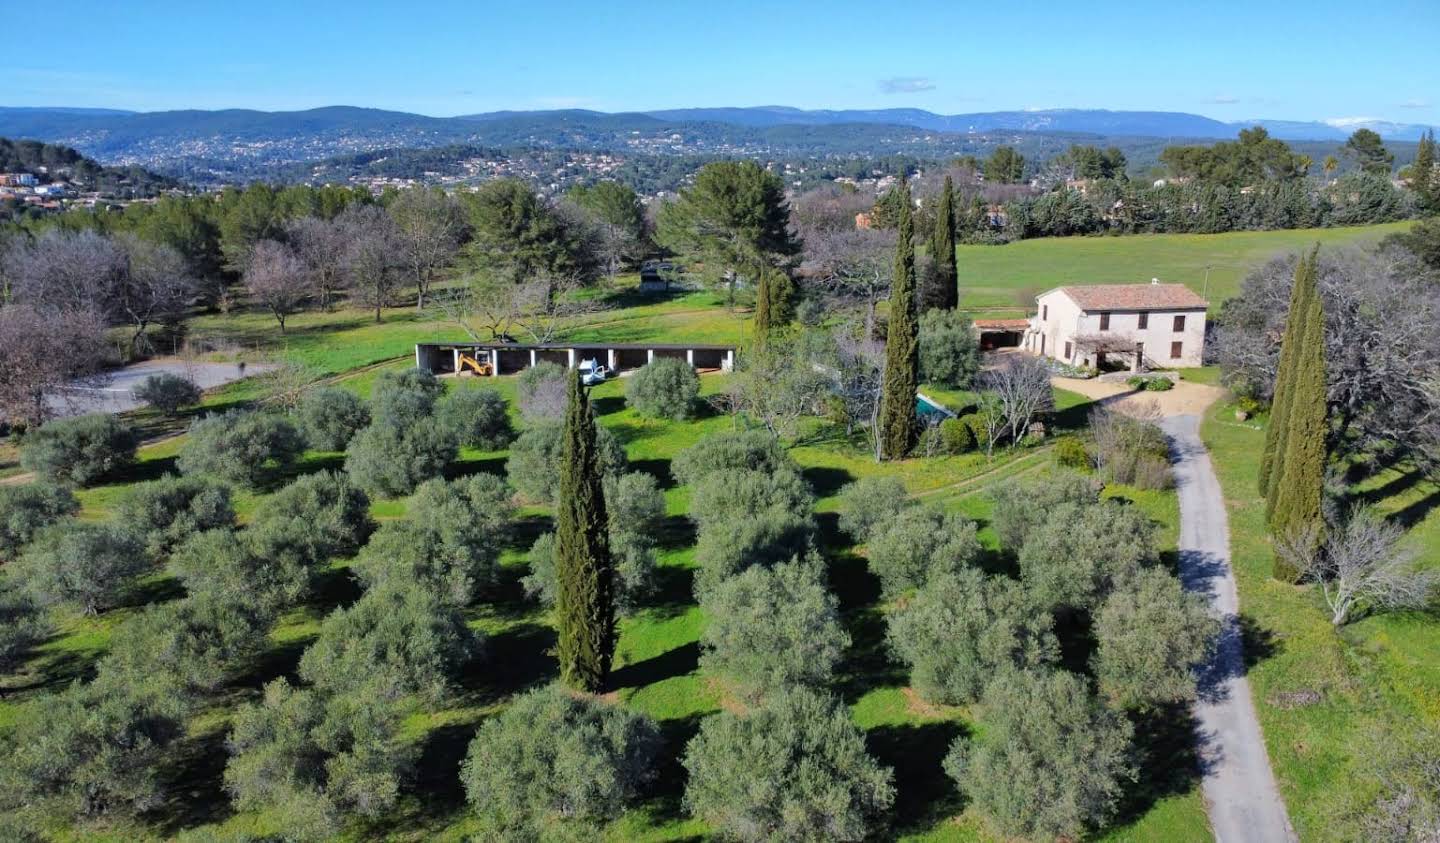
<box><xmin>626</xmin><ymin>357</ymin><xmax>700</xmax><ymax>420</ymax></box>
<box><xmin>0</xmin><ymin>482</ymin><xmax>79</xmax><ymax>563</ymax></box>
<box><xmin>1145</xmin><ymin>376</ymin><xmax>1173</xmax><ymax>391</ymax></box>
<box><xmin>12</xmin><ymin>523</ymin><xmax>147</xmax><ymax>615</ymax></box>
<box><xmin>224</xmin><ymin>678</ymin><xmax>415</xmax><ymax>833</ymax></box>
<box><xmin>0</xmin><ymin>584</ymin><xmax>48</xmax><ymax>674</ymax></box>
<box><xmin>177</xmin><ymin>411</ymin><xmax>304</xmax><ymax>487</ymax></box>
<box><xmin>1052</xmin><ymin>435</ymin><xmax>1092</xmax><ymax>470</ymax></box>
<box><xmin>131</xmin><ymin>372</ymin><xmax>202</xmax><ymax>416</ymax></box>
<box><xmin>865</xmin><ymin>506</ymin><xmax>982</xmax><ymax>599</ymax></box>
<box><xmin>1094</xmin><ymin>568</ymin><xmax>1219</xmax><ymax>709</ymax></box>
<box><xmin>251</xmin><ymin>470</ymin><xmax>374</xmax><ymax>564</ymax></box>
<box><xmin>683</xmin><ymin>687</ymin><xmax>895</xmax><ymax>841</ymax></box>
<box><xmin>370</xmin><ymin>367</ymin><xmax>444</xmax><ymax>428</ymax></box>
<box><xmin>939</xmin><ymin>417</ymin><xmax>975</xmax><ymax>453</ymax></box>
<box><xmin>1089</xmin><ymin>407</ymin><xmax>1173</xmax><ymax>489</ymax></box>
<box><xmin>0</xmin><ymin>672</ymin><xmax>185</xmax><ymax>819</ymax></box>
<box><xmin>700</xmin><ymin>555</ymin><xmax>847</xmax><ymax>700</ymax></box>
<box><xmin>345</xmin><ymin>419</ymin><xmax>458</xmax><ymax>498</ymax></box>
<box><xmin>886</xmin><ymin>568</ymin><xmax>1058</xmax><ymax>704</ymax></box>
<box><xmin>19</xmin><ymin>414</ymin><xmax>137</xmax><ymax>486</ymax></box>
<box><xmin>836</xmin><ymin>476</ymin><xmax>910</xmax><ymax>542</ymax></box>
<box><xmin>100</xmin><ymin>593</ymin><xmax>271</xmax><ymax>693</ymax></box>
<box><xmin>293</xmin><ymin>387</ymin><xmax>370</xmax><ymax>451</ymax></box>
<box><xmin>522</xmin><ymin>471</ymin><xmax>663</xmax><ymax>614</ymax></box>
<box><xmin>434</xmin><ymin>387</ymin><xmax>514</xmax><ymax>449</ymax></box>
<box><xmin>505</xmin><ymin>419</ymin><xmax>626</xmax><ymax>503</ymax></box>
<box><xmin>957</xmin><ymin>412</ymin><xmax>987</xmax><ymax>451</ymax></box>
<box><xmin>517</xmin><ymin>361</ymin><xmax>569</xmax><ymax>421</ymax></box>
<box><xmin>354</xmin><ymin>474</ymin><xmax>513</xmax><ymax>605</ymax></box>
<box><xmin>1018</xmin><ymin>500</ymin><xmax>1159</xmax><ymax>611</ymax></box>
<box><xmin>671</xmin><ymin>429</ymin><xmax>793</xmax><ymax>487</ymax></box>
<box><xmin>115</xmin><ymin>475</ymin><xmax>235</xmax><ymax>559</ymax></box>
<box><xmin>461</xmin><ymin>685</ymin><xmax>662</xmax><ymax>838</ymax></box>
<box><xmin>170</xmin><ymin>528</ymin><xmax>310</xmax><ymax>614</ymax></box>
<box><xmin>688</xmin><ymin>467</ymin><xmax>812</xmax><ymax>534</ymax></box>
<box><xmin>988</xmin><ymin>469</ymin><xmax>1101</xmax><ymax>552</ymax></box>
<box><xmin>694</xmin><ymin>509</ymin><xmax>815</xmax><ymax>599</ymax></box>
<box><xmin>298</xmin><ymin>581</ymin><xmax>479</xmax><ymax>706</ymax></box>
<box><xmin>919</xmin><ymin>309</ymin><xmax>980</xmax><ymax>388</ymax></box>
<box><xmin>944</xmin><ymin>669</ymin><xmax>1135</xmax><ymax>840</ymax></box>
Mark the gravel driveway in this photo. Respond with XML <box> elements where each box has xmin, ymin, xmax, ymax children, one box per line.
<box><xmin>47</xmin><ymin>358</ymin><xmax>272</xmax><ymax>417</ymax></box>
<box><xmin>1162</xmin><ymin>414</ymin><xmax>1296</xmax><ymax>843</ymax></box>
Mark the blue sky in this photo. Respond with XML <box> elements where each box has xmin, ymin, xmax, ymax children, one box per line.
<box><xmin>4</xmin><ymin>0</ymin><xmax>1437</xmax><ymax>124</ymax></box>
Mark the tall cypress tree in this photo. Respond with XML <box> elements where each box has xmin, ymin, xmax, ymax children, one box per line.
<box><xmin>1259</xmin><ymin>250</ymin><xmax>1315</xmax><ymax>504</ymax></box>
<box><xmin>930</xmin><ymin>175</ymin><xmax>959</xmax><ymax>310</ymax></box>
<box><xmin>1413</xmin><ymin>129</ymin><xmax>1437</xmax><ymax>213</ymax></box>
<box><xmin>554</xmin><ymin>371</ymin><xmax>615</xmax><ymax>691</ymax></box>
<box><xmin>878</xmin><ymin>177</ymin><xmax>919</xmax><ymax>461</ymax></box>
<box><xmin>753</xmin><ymin>266</ymin><xmax>795</xmax><ymax>343</ymax></box>
<box><xmin>1270</xmin><ymin>257</ymin><xmax>1328</xmax><ymax>582</ymax></box>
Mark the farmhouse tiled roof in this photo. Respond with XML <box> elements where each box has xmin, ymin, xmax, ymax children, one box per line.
<box><xmin>974</xmin><ymin>318</ymin><xmax>1031</xmax><ymax>330</ymax></box>
<box><xmin>1055</xmin><ymin>283</ymin><xmax>1208</xmax><ymax>311</ymax></box>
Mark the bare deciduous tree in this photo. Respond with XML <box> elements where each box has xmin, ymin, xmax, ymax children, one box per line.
<box><xmin>798</xmin><ymin>226</ymin><xmax>895</xmax><ymax>339</ymax></box>
<box><xmin>978</xmin><ymin>355</ymin><xmax>1055</xmax><ymax>453</ymax></box>
<box><xmin>285</xmin><ymin>215</ymin><xmax>351</xmax><ymax>311</ymax></box>
<box><xmin>719</xmin><ymin>340</ymin><xmax>830</xmax><ymax>442</ymax></box>
<box><xmin>388</xmin><ymin>187</ymin><xmax>467</xmax><ymax>310</ymax></box>
<box><xmin>435</xmin><ymin>272</ymin><xmax>604</xmax><ymax>345</ymax></box>
<box><xmin>244</xmin><ymin>240</ymin><xmax>310</xmax><ymax>334</ymax></box>
<box><xmin>0</xmin><ymin>305</ymin><xmax>111</xmax><ymax>427</ymax></box>
<box><xmin>2</xmin><ymin>229</ymin><xmax>126</xmax><ymax>317</ymax></box>
<box><xmin>339</xmin><ymin>205</ymin><xmax>404</xmax><ymax>322</ymax></box>
<box><xmin>1277</xmin><ymin>506</ymin><xmax>1437</xmax><ymax>626</ymax></box>
<box><xmin>113</xmin><ymin>233</ymin><xmax>196</xmax><ymax>354</ymax></box>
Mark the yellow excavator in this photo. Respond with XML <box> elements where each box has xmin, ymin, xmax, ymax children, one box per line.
<box><xmin>457</xmin><ymin>353</ymin><xmax>493</xmax><ymax>376</ymax></box>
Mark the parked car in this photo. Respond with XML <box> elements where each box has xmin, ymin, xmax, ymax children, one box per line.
<box><xmin>578</xmin><ymin>358</ymin><xmax>608</xmax><ymax>386</ymax></box>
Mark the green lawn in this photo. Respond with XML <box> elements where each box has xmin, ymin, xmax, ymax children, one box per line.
<box><xmin>1200</xmin><ymin>401</ymin><xmax>1440</xmax><ymax>841</ymax></box>
<box><xmin>955</xmin><ymin>222</ymin><xmax>1410</xmax><ymax>310</ymax></box>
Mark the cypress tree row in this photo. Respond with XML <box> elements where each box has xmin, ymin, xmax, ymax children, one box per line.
<box><xmin>930</xmin><ymin>175</ymin><xmax>959</xmax><ymax>310</ymax></box>
<box><xmin>554</xmin><ymin>371</ymin><xmax>616</xmax><ymax>691</ymax></box>
<box><xmin>1413</xmin><ymin>129</ymin><xmax>1437</xmax><ymax>213</ymax></box>
<box><xmin>878</xmin><ymin>177</ymin><xmax>919</xmax><ymax>461</ymax></box>
<box><xmin>1258</xmin><ymin>250</ymin><xmax>1316</xmax><ymax>505</ymax></box>
<box><xmin>1269</xmin><ymin>256</ymin><xmax>1328</xmax><ymax>582</ymax></box>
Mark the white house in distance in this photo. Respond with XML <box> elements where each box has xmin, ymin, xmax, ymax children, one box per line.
<box><xmin>1023</xmin><ymin>281</ymin><xmax>1208</xmax><ymax>370</ymax></box>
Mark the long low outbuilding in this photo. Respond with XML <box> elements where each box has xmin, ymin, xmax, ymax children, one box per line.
<box><xmin>414</xmin><ymin>341</ymin><xmax>736</xmax><ymax>377</ymax></box>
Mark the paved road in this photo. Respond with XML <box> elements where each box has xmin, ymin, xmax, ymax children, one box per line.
<box><xmin>1161</xmin><ymin>414</ymin><xmax>1296</xmax><ymax>843</ymax></box>
<box><xmin>46</xmin><ymin>359</ymin><xmax>271</xmax><ymax>418</ymax></box>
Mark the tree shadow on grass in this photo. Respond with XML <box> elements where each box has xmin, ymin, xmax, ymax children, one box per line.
<box><xmin>408</xmin><ymin>721</ymin><xmax>476</xmax><ymax>821</ymax></box>
<box><xmin>867</xmin><ymin>720</ymin><xmax>967</xmax><ymax>834</ymax></box>
<box><xmin>641</xmin><ymin>564</ymin><xmax>696</xmax><ymax>620</ymax></box>
<box><xmin>835</xmin><ymin>607</ymin><xmax>905</xmax><ymax>704</ymax></box>
<box><xmin>611</xmin><ymin>642</ymin><xmax>701</xmax><ymax>692</ymax></box>
<box><xmin>629</xmin><ymin>457</ymin><xmax>675</xmax><ymax>490</ymax></box>
<box><xmin>464</xmin><ymin>622</ymin><xmax>557</xmax><ymax>704</ymax></box>
<box><xmin>829</xmin><ymin>553</ymin><xmax>881</xmax><ymax>614</ymax></box>
<box><xmin>1390</xmin><ymin>485</ymin><xmax>1440</xmax><ymax>529</ymax></box>
<box><xmin>640</xmin><ymin>711</ymin><xmax>709</xmax><ymax>830</ymax></box>
<box><xmin>445</xmin><ymin>455</ymin><xmax>507</xmax><ymax>482</ymax></box>
<box><xmin>508</xmin><ymin>513</ymin><xmax>552</xmax><ymax>553</ymax></box>
<box><xmin>801</xmin><ymin>466</ymin><xmax>854</xmax><ymax>499</ymax></box>
<box><xmin>592</xmin><ymin>395</ymin><xmax>627</xmax><ymax>417</ymax></box>
<box><xmin>150</xmin><ymin>725</ymin><xmax>234</xmax><ymax>836</ymax></box>
<box><xmin>654</xmin><ymin>514</ymin><xmax>695</xmax><ymax>551</ymax></box>
<box><xmin>110</xmin><ymin>454</ymin><xmax>179</xmax><ymax>485</ymax></box>
<box><xmin>1107</xmin><ymin>702</ymin><xmax>1206</xmax><ymax>829</ymax></box>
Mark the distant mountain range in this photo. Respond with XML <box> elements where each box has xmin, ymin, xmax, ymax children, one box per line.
<box><xmin>0</xmin><ymin>105</ymin><xmax>1428</xmax><ymax>182</ymax></box>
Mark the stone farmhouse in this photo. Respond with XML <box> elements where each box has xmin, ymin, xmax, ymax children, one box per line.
<box><xmin>1021</xmin><ymin>281</ymin><xmax>1208</xmax><ymax>370</ymax></box>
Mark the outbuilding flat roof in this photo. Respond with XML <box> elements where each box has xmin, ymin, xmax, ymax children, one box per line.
<box><xmin>416</xmin><ymin>341</ymin><xmax>736</xmax><ymax>351</ymax></box>
<box><xmin>1042</xmin><ymin>283</ymin><xmax>1208</xmax><ymax>311</ymax></box>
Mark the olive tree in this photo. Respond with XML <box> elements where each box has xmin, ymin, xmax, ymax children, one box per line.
<box><xmin>460</xmin><ymin>684</ymin><xmax>662</xmax><ymax>838</ymax></box>
<box><xmin>434</xmin><ymin>387</ymin><xmax>514</xmax><ymax>450</ymax></box>
<box><xmin>988</xmin><ymin>469</ymin><xmax>1101</xmax><ymax>553</ymax></box>
<box><xmin>505</xmin><ymin>419</ymin><xmax>626</xmax><ymax>503</ymax></box>
<box><xmin>115</xmin><ymin>474</ymin><xmax>235</xmax><ymax>559</ymax></box>
<box><xmin>688</xmin><ymin>467</ymin><xmax>815</xmax><ymax>599</ymax></box>
<box><xmin>700</xmin><ymin>555</ymin><xmax>848</xmax><ymax>700</ymax></box>
<box><xmin>516</xmin><ymin>360</ymin><xmax>569</xmax><ymax>421</ymax></box>
<box><xmin>170</xmin><ymin>528</ymin><xmax>311</xmax><ymax>614</ymax></box>
<box><xmin>886</xmin><ymin>568</ymin><xmax>1059</xmax><ymax>705</ymax></box>
<box><xmin>177</xmin><ymin>411</ymin><xmax>304</xmax><ymax>487</ymax></box>
<box><xmin>223</xmin><ymin>678</ymin><xmax>416</xmax><ymax>835</ymax></box>
<box><xmin>12</xmin><ymin>523</ymin><xmax>147</xmax><ymax>615</ymax></box>
<box><xmin>1094</xmin><ymin>568</ymin><xmax>1219</xmax><ymax>709</ymax></box>
<box><xmin>836</xmin><ymin>476</ymin><xmax>909</xmax><ymax>543</ymax></box>
<box><xmin>522</xmin><ymin>471</ymin><xmax>663</xmax><ymax>614</ymax></box>
<box><xmin>345</xmin><ymin>419</ymin><xmax>458</xmax><ymax>498</ymax></box>
<box><xmin>0</xmin><ymin>482</ymin><xmax>78</xmax><ymax>563</ymax></box>
<box><xmin>683</xmin><ymin>687</ymin><xmax>895</xmax><ymax>842</ymax></box>
<box><xmin>626</xmin><ymin>357</ymin><xmax>700</xmax><ymax>420</ymax></box>
<box><xmin>297</xmin><ymin>581</ymin><xmax>479</xmax><ymax>706</ymax></box>
<box><xmin>250</xmin><ymin>470</ymin><xmax>374</xmax><ymax>564</ymax></box>
<box><xmin>944</xmin><ymin>669</ymin><xmax>1136</xmax><ymax>841</ymax></box>
<box><xmin>1017</xmin><ymin>500</ymin><xmax>1159</xmax><ymax>612</ymax></box>
<box><xmin>0</xmin><ymin>584</ymin><xmax>48</xmax><ymax>675</ymax></box>
<box><xmin>369</xmin><ymin>367</ymin><xmax>445</xmax><ymax>428</ymax></box>
<box><xmin>353</xmin><ymin>474</ymin><xmax>513</xmax><ymax>605</ymax></box>
<box><xmin>671</xmin><ymin>429</ymin><xmax>794</xmax><ymax>487</ymax></box>
<box><xmin>131</xmin><ymin>372</ymin><xmax>203</xmax><ymax>416</ymax></box>
<box><xmin>293</xmin><ymin>387</ymin><xmax>370</xmax><ymax>451</ymax></box>
<box><xmin>99</xmin><ymin>593</ymin><xmax>271</xmax><ymax>693</ymax></box>
<box><xmin>865</xmin><ymin>506</ymin><xmax>982</xmax><ymax>599</ymax></box>
<box><xmin>19</xmin><ymin>414</ymin><xmax>137</xmax><ymax>487</ymax></box>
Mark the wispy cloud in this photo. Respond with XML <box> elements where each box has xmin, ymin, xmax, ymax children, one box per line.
<box><xmin>1398</xmin><ymin>98</ymin><xmax>1431</xmax><ymax>109</ymax></box>
<box><xmin>878</xmin><ymin>77</ymin><xmax>935</xmax><ymax>95</ymax></box>
<box><xmin>1203</xmin><ymin>94</ymin><xmax>1241</xmax><ymax>104</ymax></box>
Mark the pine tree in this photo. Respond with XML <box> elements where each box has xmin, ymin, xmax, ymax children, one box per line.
<box><xmin>1413</xmin><ymin>129</ymin><xmax>1437</xmax><ymax>214</ymax></box>
<box><xmin>929</xmin><ymin>176</ymin><xmax>959</xmax><ymax>310</ymax></box>
<box><xmin>554</xmin><ymin>371</ymin><xmax>616</xmax><ymax>690</ymax></box>
<box><xmin>1259</xmin><ymin>251</ymin><xmax>1315</xmax><ymax>505</ymax></box>
<box><xmin>1270</xmin><ymin>256</ymin><xmax>1328</xmax><ymax>582</ymax></box>
<box><xmin>878</xmin><ymin>177</ymin><xmax>919</xmax><ymax>461</ymax></box>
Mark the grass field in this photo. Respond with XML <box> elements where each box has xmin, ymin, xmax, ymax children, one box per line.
<box><xmin>1200</xmin><ymin>401</ymin><xmax>1440</xmax><ymax>841</ymax></box>
<box><xmin>955</xmin><ymin>222</ymin><xmax>1411</xmax><ymax>310</ymax></box>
